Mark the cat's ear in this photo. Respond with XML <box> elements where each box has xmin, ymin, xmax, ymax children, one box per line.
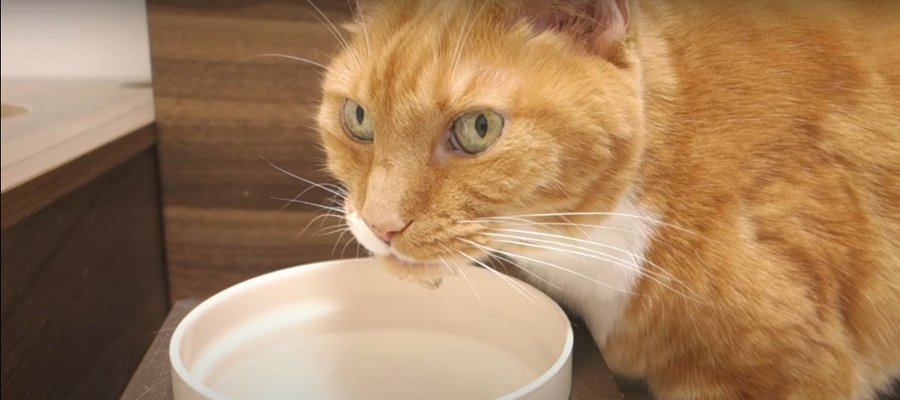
<box><xmin>523</xmin><ymin>0</ymin><xmax>630</xmax><ymax>59</ymax></box>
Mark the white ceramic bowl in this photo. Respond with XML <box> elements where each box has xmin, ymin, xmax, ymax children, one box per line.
<box><xmin>170</xmin><ymin>258</ymin><xmax>573</xmax><ymax>400</ymax></box>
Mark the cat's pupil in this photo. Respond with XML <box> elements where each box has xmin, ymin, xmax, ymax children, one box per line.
<box><xmin>355</xmin><ymin>106</ymin><xmax>365</xmax><ymax>124</ymax></box>
<box><xmin>475</xmin><ymin>114</ymin><xmax>488</xmax><ymax>138</ymax></box>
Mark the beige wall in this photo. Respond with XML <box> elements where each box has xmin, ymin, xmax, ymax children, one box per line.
<box><xmin>1</xmin><ymin>0</ymin><xmax>151</xmax><ymax>81</ymax></box>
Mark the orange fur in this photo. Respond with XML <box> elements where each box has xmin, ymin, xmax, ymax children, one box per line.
<box><xmin>316</xmin><ymin>1</ymin><xmax>900</xmax><ymax>398</ymax></box>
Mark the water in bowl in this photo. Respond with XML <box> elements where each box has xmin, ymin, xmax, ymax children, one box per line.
<box><xmin>200</xmin><ymin>328</ymin><xmax>539</xmax><ymax>400</ymax></box>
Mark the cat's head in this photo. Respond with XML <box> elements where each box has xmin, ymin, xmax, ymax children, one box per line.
<box><xmin>316</xmin><ymin>0</ymin><xmax>644</xmax><ymax>268</ymax></box>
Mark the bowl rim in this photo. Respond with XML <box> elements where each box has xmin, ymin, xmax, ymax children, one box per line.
<box><xmin>169</xmin><ymin>258</ymin><xmax>574</xmax><ymax>400</ymax></box>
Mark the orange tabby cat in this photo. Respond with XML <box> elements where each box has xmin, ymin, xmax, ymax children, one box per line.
<box><xmin>315</xmin><ymin>0</ymin><xmax>900</xmax><ymax>398</ymax></box>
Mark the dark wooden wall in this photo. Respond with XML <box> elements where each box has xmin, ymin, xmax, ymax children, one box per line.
<box><xmin>147</xmin><ymin>0</ymin><xmax>354</xmax><ymax>301</ymax></box>
<box><xmin>1</xmin><ymin>145</ymin><xmax>168</xmax><ymax>400</ymax></box>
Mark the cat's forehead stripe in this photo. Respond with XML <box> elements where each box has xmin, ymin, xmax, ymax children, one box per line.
<box><xmin>372</xmin><ymin>29</ymin><xmax>445</xmax><ymax>111</ymax></box>
<box><xmin>358</xmin><ymin>7</ymin><xmax>509</xmax><ymax>119</ymax></box>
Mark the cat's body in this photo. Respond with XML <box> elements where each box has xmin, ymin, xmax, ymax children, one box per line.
<box><xmin>316</xmin><ymin>0</ymin><xmax>900</xmax><ymax>398</ymax></box>
<box><xmin>588</xmin><ymin>3</ymin><xmax>900</xmax><ymax>399</ymax></box>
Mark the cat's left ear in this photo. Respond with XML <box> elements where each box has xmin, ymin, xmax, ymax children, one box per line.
<box><xmin>524</xmin><ymin>0</ymin><xmax>630</xmax><ymax>60</ymax></box>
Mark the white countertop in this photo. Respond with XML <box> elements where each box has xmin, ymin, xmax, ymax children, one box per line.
<box><xmin>1</xmin><ymin>79</ymin><xmax>155</xmax><ymax>193</ymax></box>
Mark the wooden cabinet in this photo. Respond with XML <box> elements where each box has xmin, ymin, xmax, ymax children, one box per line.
<box><xmin>1</xmin><ymin>112</ymin><xmax>168</xmax><ymax>399</ymax></box>
<box><xmin>147</xmin><ymin>0</ymin><xmax>353</xmax><ymax>301</ymax></box>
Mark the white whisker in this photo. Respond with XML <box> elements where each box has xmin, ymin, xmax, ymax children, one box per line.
<box><xmin>259</xmin><ymin>155</ymin><xmax>348</xmax><ymax>200</ymax></box>
<box><xmin>340</xmin><ymin>234</ymin><xmax>356</xmax><ymax>258</ymax></box>
<box><xmin>491</xmin><ymin>238</ymin><xmax>637</xmax><ymax>277</ymax></box>
<box><xmin>237</xmin><ymin>53</ymin><xmax>330</xmax><ymax>70</ymax></box>
<box><xmin>279</xmin><ymin>184</ymin><xmax>345</xmax><ymax>213</ymax></box>
<box><xmin>485</xmin><ymin>228</ymin><xmax>700</xmax><ymax>299</ymax></box>
<box><xmin>463</xmin><ymin>218</ymin><xmax>704</xmax><ymax>267</ymax></box>
<box><xmin>490</xmin><ymin>237</ymin><xmax>634</xmax><ymax>271</ymax></box>
<box><xmin>296</xmin><ymin>213</ymin><xmax>344</xmax><ymax>239</ymax></box>
<box><xmin>438</xmin><ymin>256</ymin><xmax>456</xmax><ymax>277</ymax></box>
<box><xmin>490</xmin><ymin>229</ymin><xmax>635</xmax><ymax>258</ymax></box>
<box><xmin>450</xmin><ymin>1</ymin><xmax>487</xmax><ymax>76</ymax></box>
<box><xmin>439</xmin><ymin>246</ymin><xmax>483</xmax><ymax>303</ymax></box>
<box><xmin>332</xmin><ymin>229</ymin><xmax>349</xmax><ymax>258</ymax></box>
<box><xmin>464</xmin><ymin>240</ymin><xmax>568</xmax><ymax>293</ymax></box>
<box><xmin>353</xmin><ymin>0</ymin><xmax>371</xmax><ymax>58</ymax></box>
<box><xmin>458</xmin><ymin>217</ymin><xmax>638</xmax><ymax>235</ymax></box>
<box><xmin>561</xmin><ymin>215</ymin><xmax>591</xmax><ymax>238</ymax></box>
<box><xmin>271</xmin><ymin>197</ymin><xmax>345</xmax><ymax>214</ymax></box>
<box><xmin>315</xmin><ymin>225</ymin><xmax>349</xmax><ymax>237</ymax></box>
<box><xmin>449</xmin><ymin>1</ymin><xmax>473</xmax><ymax>77</ymax></box>
<box><xmin>472</xmin><ymin>243</ymin><xmax>632</xmax><ymax>295</ymax></box>
<box><xmin>455</xmin><ymin>250</ymin><xmax>537</xmax><ymax>303</ymax></box>
<box><xmin>486</xmin><ymin>235</ymin><xmax>702</xmax><ymax>302</ymax></box>
<box><xmin>304</xmin><ymin>0</ymin><xmax>362</xmax><ymax>67</ymax></box>
<box><xmin>475</xmin><ymin>211</ymin><xmax>702</xmax><ymax>237</ymax></box>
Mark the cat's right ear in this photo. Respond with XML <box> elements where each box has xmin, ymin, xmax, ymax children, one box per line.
<box><xmin>522</xmin><ymin>0</ymin><xmax>631</xmax><ymax>61</ymax></box>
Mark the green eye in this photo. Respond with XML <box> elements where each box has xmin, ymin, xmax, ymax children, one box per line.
<box><xmin>341</xmin><ymin>99</ymin><xmax>374</xmax><ymax>141</ymax></box>
<box><xmin>449</xmin><ymin>110</ymin><xmax>504</xmax><ymax>154</ymax></box>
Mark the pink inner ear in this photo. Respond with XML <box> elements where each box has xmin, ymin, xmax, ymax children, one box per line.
<box><xmin>525</xmin><ymin>3</ymin><xmax>567</xmax><ymax>32</ymax></box>
<box><xmin>591</xmin><ymin>0</ymin><xmax>630</xmax><ymax>56</ymax></box>
<box><xmin>521</xmin><ymin>2</ymin><xmax>577</xmax><ymax>33</ymax></box>
<box><xmin>523</xmin><ymin>0</ymin><xmax>630</xmax><ymax>57</ymax></box>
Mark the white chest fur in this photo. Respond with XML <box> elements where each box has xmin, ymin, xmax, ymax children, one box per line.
<box><xmin>504</xmin><ymin>196</ymin><xmax>659</xmax><ymax>348</ymax></box>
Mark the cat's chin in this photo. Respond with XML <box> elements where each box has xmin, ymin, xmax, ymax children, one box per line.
<box><xmin>377</xmin><ymin>255</ymin><xmax>446</xmax><ymax>290</ymax></box>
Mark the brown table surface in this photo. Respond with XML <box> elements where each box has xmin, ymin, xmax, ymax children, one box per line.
<box><xmin>120</xmin><ymin>299</ymin><xmax>624</xmax><ymax>400</ymax></box>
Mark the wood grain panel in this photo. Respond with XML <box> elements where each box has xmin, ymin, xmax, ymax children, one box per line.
<box><xmin>164</xmin><ymin>206</ymin><xmax>359</xmax><ymax>299</ymax></box>
<box><xmin>1</xmin><ymin>124</ymin><xmax>155</xmax><ymax>228</ymax></box>
<box><xmin>148</xmin><ymin>0</ymin><xmax>354</xmax><ymax>300</ymax></box>
<box><xmin>1</xmin><ymin>149</ymin><xmax>168</xmax><ymax>400</ymax></box>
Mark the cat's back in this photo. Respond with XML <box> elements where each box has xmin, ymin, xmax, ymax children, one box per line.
<box><xmin>642</xmin><ymin>0</ymin><xmax>900</xmax><ymax>245</ymax></box>
<box><xmin>632</xmin><ymin>0</ymin><xmax>900</xmax><ymax>390</ymax></box>
<box><xmin>646</xmin><ymin>0</ymin><xmax>900</xmax><ymax>113</ymax></box>
<box><xmin>641</xmin><ymin>0</ymin><xmax>900</xmax><ymax>224</ymax></box>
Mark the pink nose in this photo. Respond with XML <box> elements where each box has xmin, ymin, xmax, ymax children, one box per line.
<box><xmin>365</xmin><ymin>217</ymin><xmax>411</xmax><ymax>244</ymax></box>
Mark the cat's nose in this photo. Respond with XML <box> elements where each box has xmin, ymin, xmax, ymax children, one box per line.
<box><xmin>363</xmin><ymin>215</ymin><xmax>411</xmax><ymax>244</ymax></box>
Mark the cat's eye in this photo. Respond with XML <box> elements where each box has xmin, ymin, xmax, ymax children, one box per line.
<box><xmin>448</xmin><ymin>110</ymin><xmax>504</xmax><ymax>154</ymax></box>
<box><xmin>341</xmin><ymin>99</ymin><xmax>374</xmax><ymax>141</ymax></box>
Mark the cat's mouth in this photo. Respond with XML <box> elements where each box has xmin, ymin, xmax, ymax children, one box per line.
<box><xmin>346</xmin><ymin>210</ymin><xmax>393</xmax><ymax>255</ymax></box>
<box><xmin>346</xmin><ymin>209</ymin><xmax>444</xmax><ymax>264</ymax></box>
<box><xmin>348</xmin><ymin>217</ymin><xmax>450</xmax><ymax>288</ymax></box>
<box><xmin>344</xmin><ymin>208</ymin><xmax>491</xmax><ymax>288</ymax></box>
<box><xmin>378</xmin><ymin>254</ymin><xmax>446</xmax><ymax>289</ymax></box>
